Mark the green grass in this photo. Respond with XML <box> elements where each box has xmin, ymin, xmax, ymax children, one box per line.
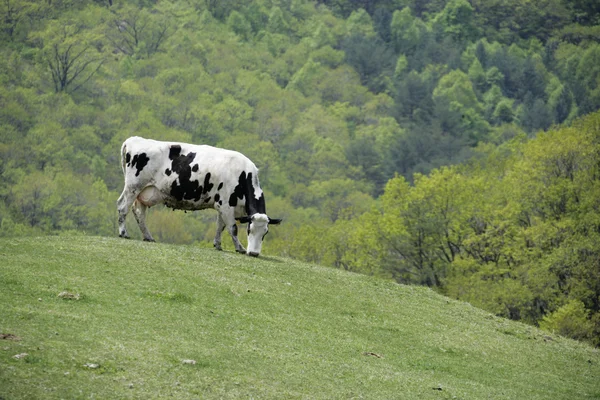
<box><xmin>1</xmin><ymin>236</ymin><xmax>599</xmax><ymax>399</ymax></box>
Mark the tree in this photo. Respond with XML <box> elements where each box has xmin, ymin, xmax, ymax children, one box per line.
<box><xmin>32</xmin><ymin>16</ymin><xmax>106</xmax><ymax>93</ymax></box>
<box><xmin>432</xmin><ymin>0</ymin><xmax>479</xmax><ymax>43</ymax></box>
<box><xmin>540</xmin><ymin>300</ymin><xmax>595</xmax><ymax>343</ymax></box>
<box><xmin>227</xmin><ymin>10</ymin><xmax>252</xmax><ymax>40</ymax></box>
<box><xmin>106</xmin><ymin>4</ymin><xmax>172</xmax><ymax>58</ymax></box>
<box><xmin>0</xmin><ymin>0</ymin><xmax>38</xmax><ymax>39</ymax></box>
<box><xmin>341</xmin><ymin>33</ymin><xmax>395</xmax><ymax>93</ymax></box>
<box><xmin>345</xmin><ymin>8</ymin><xmax>375</xmax><ymax>37</ymax></box>
<box><xmin>266</xmin><ymin>6</ymin><xmax>290</xmax><ymax>34</ymax></box>
<box><xmin>568</xmin><ymin>0</ymin><xmax>600</xmax><ymax>25</ymax></box>
<box><xmin>432</xmin><ymin>69</ymin><xmax>489</xmax><ymax>143</ymax></box>
<box><xmin>492</xmin><ymin>98</ymin><xmax>514</xmax><ymax>125</ymax></box>
<box><xmin>390</xmin><ymin>7</ymin><xmax>428</xmax><ymax>56</ymax></box>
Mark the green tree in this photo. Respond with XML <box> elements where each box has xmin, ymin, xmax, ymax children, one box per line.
<box><xmin>390</xmin><ymin>7</ymin><xmax>428</xmax><ymax>56</ymax></box>
<box><xmin>106</xmin><ymin>4</ymin><xmax>172</xmax><ymax>58</ymax></box>
<box><xmin>266</xmin><ymin>6</ymin><xmax>290</xmax><ymax>34</ymax></box>
<box><xmin>0</xmin><ymin>0</ymin><xmax>40</xmax><ymax>40</ymax></box>
<box><xmin>32</xmin><ymin>14</ymin><xmax>106</xmax><ymax>93</ymax></box>
<box><xmin>227</xmin><ymin>10</ymin><xmax>252</xmax><ymax>40</ymax></box>
<box><xmin>432</xmin><ymin>0</ymin><xmax>479</xmax><ymax>43</ymax></box>
<box><xmin>540</xmin><ymin>300</ymin><xmax>595</xmax><ymax>343</ymax></box>
<box><xmin>341</xmin><ymin>33</ymin><xmax>395</xmax><ymax>93</ymax></box>
<box><xmin>345</xmin><ymin>8</ymin><xmax>375</xmax><ymax>37</ymax></box>
<box><xmin>432</xmin><ymin>69</ymin><xmax>489</xmax><ymax>143</ymax></box>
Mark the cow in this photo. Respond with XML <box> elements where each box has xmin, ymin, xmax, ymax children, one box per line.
<box><xmin>117</xmin><ymin>136</ymin><xmax>281</xmax><ymax>257</ymax></box>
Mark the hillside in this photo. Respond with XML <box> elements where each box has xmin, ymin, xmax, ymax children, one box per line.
<box><xmin>1</xmin><ymin>236</ymin><xmax>598</xmax><ymax>399</ymax></box>
<box><xmin>2</xmin><ymin>0</ymin><xmax>600</xmax><ymax>345</ymax></box>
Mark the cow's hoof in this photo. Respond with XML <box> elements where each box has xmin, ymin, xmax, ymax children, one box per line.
<box><xmin>248</xmin><ymin>252</ymin><xmax>260</xmax><ymax>257</ymax></box>
<box><xmin>213</xmin><ymin>244</ymin><xmax>223</xmax><ymax>251</ymax></box>
<box><xmin>235</xmin><ymin>248</ymin><xmax>247</xmax><ymax>254</ymax></box>
<box><xmin>119</xmin><ymin>234</ymin><xmax>130</xmax><ymax>239</ymax></box>
<box><xmin>143</xmin><ymin>238</ymin><xmax>156</xmax><ymax>242</ymax></box>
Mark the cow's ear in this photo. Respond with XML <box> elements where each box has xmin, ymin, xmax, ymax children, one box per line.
<box><xmin>236</xmin><ymin>216</ymin><xmax>252</xmax><ymax>224</ymax></box>
<box><xmin>268</xmin><ymin>218</ymin><xmax>282</xmax><ymax>225</ymax></box>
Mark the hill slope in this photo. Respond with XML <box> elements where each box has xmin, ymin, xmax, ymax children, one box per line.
<box><xmin>1</xmin><ymin>236</ymin><xmax>598</xmax><ymax>399</ymax></box>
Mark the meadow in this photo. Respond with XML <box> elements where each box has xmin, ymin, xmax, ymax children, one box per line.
<box><xmin>1</xmin><ymin>236</ymin><xmax>599</xmax><ymax>399</ymax></box>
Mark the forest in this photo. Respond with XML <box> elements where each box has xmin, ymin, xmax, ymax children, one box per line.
<box><xmin>1</xmin><ymin>0</ymin><xmax>600</xmax><ymax>345</ymax></box>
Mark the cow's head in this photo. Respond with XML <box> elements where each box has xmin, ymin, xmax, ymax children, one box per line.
<box><xmin>237</xmin><ymin>213</ymin><xmax>282</xmax><ymax>257</ymax></box>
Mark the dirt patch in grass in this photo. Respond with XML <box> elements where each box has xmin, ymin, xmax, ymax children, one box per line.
<box><xmin>0</xmin><ymin>333</ymin><xmax>21</xmax><ymax>341</ymax></box>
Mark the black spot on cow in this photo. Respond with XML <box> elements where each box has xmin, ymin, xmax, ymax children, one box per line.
<box><xmin>218</xmin><ymin>182</ymin><xmax>224</xmax><ymax>191</ymax></box>
<box><xmin>204</xmin><ymin>197</ymin><xmax>211</xmax><ymax>203</ymax></box>
<box><xmin>203</xmin><ymin>173</ymin><xmax>214</xmax><ymax>194</ymax></box>
<box><xmin>229</xmin><ymin>171</ymin><xmax>247</xmax><ymax>207</ymax></box>
<box><xmin>226</xmin><ymin>171</ymin><xmax>267</xmax><ymax>215</ymax></box>
<box><xmin>244</xmin><ymin>172</ymin><xmax>266</xmax><ymax>215</ymax></box>
<box><xmin>169</xmin><ymin>145</ymin><xmax>181</xmax><ymax>160</ymax></box>
<box><xmin>169</xmin><ymin>151</ymin><xmax>216</xmax><ymax>204</ymax></box>
<box><xmin>214</xmin><ymin>193</ymin><xmax>221</xmax><ymax>204</ymax></box>
<box><xmin>165</xmin><ymin>168</ymin><xmax>172</xmax><ymax>176</ymax></box>
<box><xmin>125</xmin><ymin>152</ymin><xmax>131</xmax><ymax>166</ymax></box>
<box><xmin>131</xmin><ymin>153</ymin><xmax>150</xmax><ymax>177</ymax></box>
<box><xmin>170</xmin><ymin>151</ymin><xmax>202</xmax><ymax>201</ymax></box>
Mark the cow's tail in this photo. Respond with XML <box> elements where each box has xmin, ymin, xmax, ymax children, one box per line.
<box><xmin>120</xmin><ymin>141</ymin><xmax>128</xmax><ymax>176</ymax></box>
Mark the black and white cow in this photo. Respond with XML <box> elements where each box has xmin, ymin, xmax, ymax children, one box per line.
<box><xmin>117</xmin><ymin>136</ymin><xmax>281</xmax><ymax>257</ymax></box>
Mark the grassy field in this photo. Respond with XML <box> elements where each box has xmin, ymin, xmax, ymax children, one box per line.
<box><xmin>1</xmin><ymin>236</ymin><xmax>599</xmax><ymax>399</ymax></box>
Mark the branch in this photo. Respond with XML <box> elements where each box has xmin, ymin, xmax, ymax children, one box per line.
<box><xmin>70</xmin><ymin>58</ymin><xmax>106</xmax><ymax>93</ymax></box>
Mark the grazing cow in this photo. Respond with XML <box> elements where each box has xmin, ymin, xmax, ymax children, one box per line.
<box><xmin>117</xmin><ymin>136</ymin><xmax>281</xmax><ymax>257</ymax></box>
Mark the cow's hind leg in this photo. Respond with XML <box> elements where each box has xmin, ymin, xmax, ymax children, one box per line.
<box><xmin>117</xmin><ymin>189</ymin><xmax>136</xmax><ymax>238</ymax></box>
<box><xmin>213</xmin><ymin>213</ymin><xmax>226</xmax><ymax>251</ymax></box>
<box><xmin>132</xmin><ymin>200</ymin><xmax>155</xmax><ymax>242</ymax></box>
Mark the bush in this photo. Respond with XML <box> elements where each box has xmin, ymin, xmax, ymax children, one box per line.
<box><xmin>539</xmin><ymin>300</ymin><xmax>595</xmax><ymax>344</ymax></box>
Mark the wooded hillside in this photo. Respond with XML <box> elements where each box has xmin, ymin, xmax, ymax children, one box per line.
<box><xmin>1</xmin><ymin>0</ymin><xmax>599</xmax><ymax>344</ymax></box>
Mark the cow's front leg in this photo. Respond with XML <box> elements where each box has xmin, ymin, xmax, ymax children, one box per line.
<box><xmin>132</xmin><ymin>200</ymin><xmax>155</xmax><ymax>242</ymax></box>
<box><xmin>228</xmin><ymin>223</ymin><xmax>246</xmax><ymax>254</ymax></box>
<box><xmin>213</xmin><ymin>214</ymin><xmax>226</xmax><ymax>251</ymax></box>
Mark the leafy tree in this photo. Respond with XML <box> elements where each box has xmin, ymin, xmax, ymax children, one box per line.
<box><xmin>432</xmin><ymin>69</ymin><xmax>489</xmax><ymax>143</ymax></box>
<box><xmin>492</xmin><ymin>98</ymin><xmax>514</xmax><ymax>125</ymax></box>
<box><xmin>575</xmin><ymin>44</ymin><xmax>600</xmax><ymax>114</ymax></box>
<box><xmin>0</xmin><ymin>0</ymin><xmax>40</xmax><ymax>40</ymax></box>
<box><xmin>567</xmin><ymin>0</ymin><xmax>600</xmax><ymax>25</ymax></box>
<box><xmin>106</xmin><ymin>4</ymin><xmax>172</xmax><ymax>58</ymax></box>
<box><xmin>390</xmin><ymin>7</ymin><xmax>429</xmax><ymax>56</ymax></box>
<box><xmin>267</xmin><ymin>6</ymin><xmax>290</xmax><ymax>34</ymax></box>
<box><xmin>227</xmin><ymin>11</ymin><xmax>252</xmax><ymax>41</ymax></box>
<box><xmin>345</xmin><ymin>8</ymin><xmax>375</xmax><ymax>37</ymax></box>
<box><xmin>372</xmin><ymin>7</ymin><xmax>392</xmax><ymax>42</ymax></box>
<box><xmin>540</xmin><ymin>300</ymin><xmax>595</xmax><ymax>343</ymax></box>
<box><xmin>341</xmin><ymin>33</ymin><xmax>395</xmax><ymax>93</ymax></box>
<box><xmin>521</xmin><ymin>97</ymin><xmax>552</xmax><ymax>133</ymax></box>
<box><xmin>432</xmin><ymin>0</ymin><xmax>479</xmax><ymax>43</ymax></box>
<box><xmin>32</xmin><ymin>14</ymin><xmax>106</xmax><ymax>93</ymax></box>
<box><xmin>548</xmin><ymin>83</ymin><xmax>574</xmax><ymax>124</ymax></box>
<box><xmin>287</xmin><ymin>58</ymin><xmax>324</xmax><ymax>97</ymax></box>
<box><xmin>467</xmin><ymin>58</ymin><xmax>486</xmax><ymax>93</ymax></box>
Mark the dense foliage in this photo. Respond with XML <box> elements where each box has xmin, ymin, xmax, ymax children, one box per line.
<box><xmin>1</xmin><ymin>0</ymin><xmax>599</xmax><ymax>344</ymax></box>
